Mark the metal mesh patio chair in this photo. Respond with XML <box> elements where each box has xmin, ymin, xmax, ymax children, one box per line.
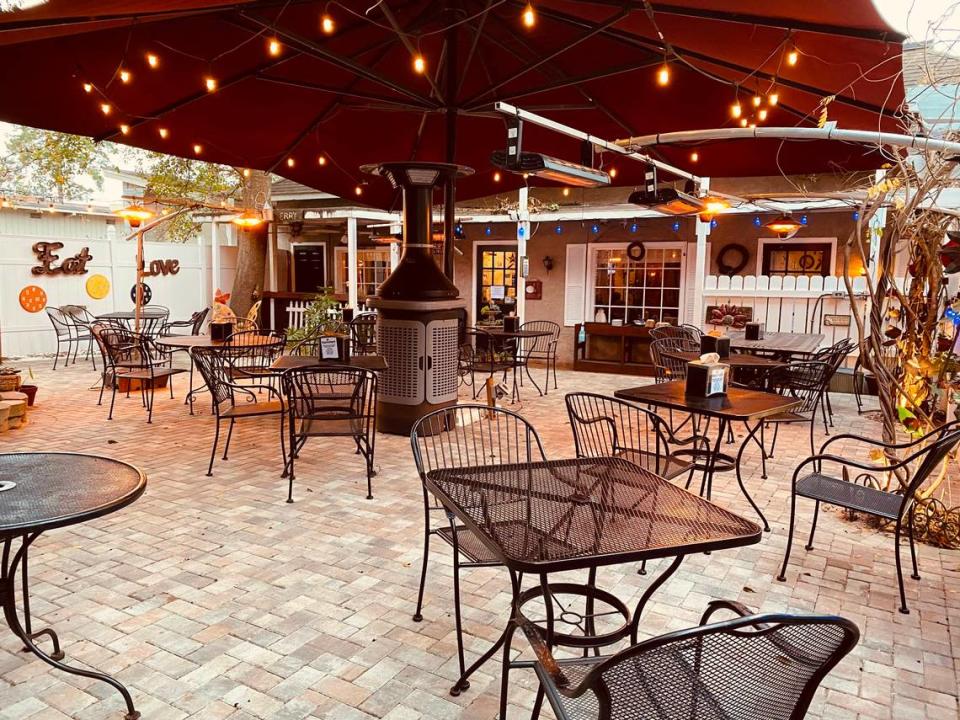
<box><xmin>649</xmin><ymin>324</ymin><xmax>702</xmax><ymax>343</ymax></box>
<box><xmin>349</xmin><ymin>311</ymin><xmax>377</xmax><ymax>356</ymax></box>
<box><xmin>758</xmin><ymin>361</ymin><xmax>833</xmax><ymax>463</ymax></box>
<box><xmin>523</xmin><ymin>599</ymin><xmax>859</xmax><ymax>720</ymax></box>
<box><xmin>852</xmin><ymin>337</ymin><xmax>899</xmax><ymax>414</ymax></box>
<box><xmin>520</xmin><ymin>320</ymin><xmax>560</xmax><ymax>393</ymax></box>
<box><xmin>410</xmin><ymin>404</ymin><xmax>547</xmax><ymax>693</ymax></box>
<box><xmin>565</xmin><ymin>392</ymin><xmax>694</xmax><ymax>481</ymax></box>
<box><xmin>90</xmin><ymin>322</ymin><xmax>185</xmax><ymax>423</ymax></box>
<box><xmin>778</xmin><ymin>422</ymin><xmax>960</xmax><ymax>614</ymax></box>
<box><xmin>190</xmin><ymin>345</ymin><xmax>287</xmax><ymax>477</ymax></box>
<box><xmin>161</xmin><ymin>307</ymin><xmax>209</xmax><ymax>337</ymax></box>
<box><xmin>281</xmin><ymin>366</ymin><xmax>377</xmax><ymax>502</ymax></box>
<box><xmin>809</xmin><ymin>337</ymin><xmax>856</xmax><ymax>431</ymax></box>
<box><xmin>223</xmin><ymin>331</ymin><xmax>285</xmax><ymax>384</ymax></box>
<box><xmin>649</xmin><ymin>337</ymin><xmax>699</xmax><ymax>382</ymax></box>
<box><xmin>46</xmin><ymin>306</ymin><xmax>97</xmax><ymax>370</ymax></box>
<box><xmin>460</xmin><ymin>327</ymin><xmax>524</xmax><ymax>402</ymax></box>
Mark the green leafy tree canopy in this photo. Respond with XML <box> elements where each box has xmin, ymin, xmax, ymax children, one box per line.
<box><xmin>1</xmin><ymin>127</ymin><xmax>106</xmax><ymax>202</ymax></box>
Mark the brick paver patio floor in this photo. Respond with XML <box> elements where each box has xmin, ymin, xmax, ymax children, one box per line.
<box><xmin>1</xmin><ymin>358</ymin><xmax>957</xmax><ymax>719</ymax></box>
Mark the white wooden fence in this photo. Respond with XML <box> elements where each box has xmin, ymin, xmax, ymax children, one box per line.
<box><xmin>703</xmin><ymin>274</ymin><xmax>872</xmax><ymax>348</ymax></box>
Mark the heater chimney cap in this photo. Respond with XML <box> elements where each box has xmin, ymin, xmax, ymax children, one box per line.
<box><xmin>361</xmin><ymin>161</ymin><xmax>473</xmax><ymax>190</ymax></box>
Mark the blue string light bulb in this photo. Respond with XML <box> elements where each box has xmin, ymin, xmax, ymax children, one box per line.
<box><xmin>710</xmin><ymin>218</ymin><xmax>718</xmax><ymax>229</ymax></box>
<box><xmin>629</xmin><ymin>222</ymin><xmax>638</xmax><ymax>233</ymax></box>
<box><xmin>554</xmin><ymin>224</ymin><xmax>563</xmax><ymax>235</ymax></box>
<box><xmin>753</xmin><ymin>215</ymin><xmax>762</xmax><ymax>227</ymax></box>
<box><xmin>517</xmin><ymin>225</ymin><xmax>525</xmax><ymax>239</ymax></box>
<box><xmin>672</xmin><ymin>221</ymin><xmax>680</xmax><ymax>232</ymax></box>
<box><xmin>484</xmin><ymin>225</ymin><xmax>492</xmax><ymax>236</ymax></box>
<box><xmin>800</xmin><ymin>214</ymin><xmax>808</xmax><ymax>225</ymax></box>
<box><xmin>852</xmin><ymin>210</ymin><xmax>860</xmax><ymax>221</ymax></box>
<box><xmin>591</xmin><ymin>223</ymin><xmax>600</xmax><ymax>234</ymax></box>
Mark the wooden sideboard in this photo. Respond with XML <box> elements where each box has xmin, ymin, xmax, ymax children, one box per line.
<box><xmin>573</xmin><ymin>322</ymin><xmax>656</xmax><ymax>376</ymax></box>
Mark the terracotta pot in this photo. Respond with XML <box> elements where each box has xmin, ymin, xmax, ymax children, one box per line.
<box><xmin>19</xmin><ymin>385</ymin><xmax>38</xmax><ymax>406</ymax></box>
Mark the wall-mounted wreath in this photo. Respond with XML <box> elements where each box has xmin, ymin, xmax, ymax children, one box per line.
<box><xmin>626</xmin><ymin>241</ymin><xmax>646</xmax><ymax>262</ymax></box>
<box><xmin>717</xmin><ymin>243</ymin><xmax>749</xmax><ymax>276</ymax></box>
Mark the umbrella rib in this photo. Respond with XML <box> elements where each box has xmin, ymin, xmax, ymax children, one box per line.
<box><xmin>236</xmin><ymin>11</ymin><xmax>438</xmax><ymax>108</ymax></box>
<box><xmin>456</xmin><ymin>0</ymin><xmax>495</xmax><ymax>98</ymax></box>
<box><xmin>376</xmin><ymin>2</ymin><xmax>446</xmax><ymax>105</ymax></box>
<box><xmin>465</xmin><ymin>7</ymin><xmax>628</xmax><ymax>106</ymax></box>
<box><xmin>256</xmin><ymin>76</ymin><xmax>432</xmax><ymax>110</ymax></box>
<box><xmin>527</xmin><ymin>3</ymin><xmax>902</xmax><ymax>119</ymax></box>
<box><xmin>579</xmin><ymin>1</ymin><xmax>906</xmax><ymax>43</ymax></box>
<box><xmin>94</xmin><ymin>54</ymin><xmax>295</xmax><ymax>143</ymax></box>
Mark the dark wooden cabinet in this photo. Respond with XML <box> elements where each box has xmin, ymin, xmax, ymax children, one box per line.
<box><xmin>573</xmin><ymin>323</ymin><xmax>656</xmax><ymax>376</ymax></box>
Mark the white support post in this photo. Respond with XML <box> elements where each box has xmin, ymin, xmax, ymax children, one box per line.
<box><xmin>347</xmin><ymin>216</ymin><xmax>359</xmax><ymax>310</ymax></box>
<box><xmin>516</xmin><ymin>187</ymin><xmax>529</xmax><ymax>323</ymax></box>
<box><xmin>389</xmin><ymin>242</ymin><xmax>400</xmax><ymax>271</ymax></box>
<box><xmin>211</xmin><ymin>219</ymin><xmax>221</xmax><ymax>294</ymax></box>
<box><xmin>689</xmin><ymin>179</ymin><xmax>711</xmax><ymax>327</ymax></box>
<box><xmin>198</xmin><ymin>230</ymin><xmax>208</xmax><ymax>309</ymax></box>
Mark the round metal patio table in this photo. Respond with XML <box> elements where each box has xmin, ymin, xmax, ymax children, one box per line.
<box><xmin>0</xmin><ymin>452</ymin><xmax>146</xmax><ymax>720</ymax></box>
<box><xmin>475</xmin><ymin>327</ymin><xmax>553</xmax><ymax>397</ymax></box>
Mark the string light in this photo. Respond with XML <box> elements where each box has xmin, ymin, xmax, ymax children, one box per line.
<box><xmin>100</xmin><ymin>102</ymin><xmax>112</xmax><ymax>115</ymax></box>
<box><xmin>268</xmin><ymin>38</ymin><xmax>282</xmax><ymax>56</ymax></box>
<box><xmin>193</xmin><ymin>144</ymin><xmax>203</xmax><ymax>155</ymax></box>
<box><xmin>786</xmin><ymin>44</ymin><xmax>799</xmax><ymax>66</ymax></box>
<box><xmin>751</xmin><ymin>95</ymin><xmax>761</xmax><ymax>107</ymax></box>
<box><xmin>242</xmin><ymin>168</ymin><xmax>251</xmax><ymax>178</ymax></box>
<box><xmin>656</xmin><ymin>63</ymin><xmax>670</xmax><ymax>86</ymax></box>
<box><xmin>739</xmin><ymin>117</ymin><xmax>748</xmax><ymax>127</ymax></box>
<box><xmin>146</xmin><ymin>53</ymin><xmax>159</xmax><ymax>69</ymax></box>
<box><xmin>286</xmin><ymin>157</ymin><xmax>295</xmax><ymax>168</ymax></box>
<box><xmin>690</xmin><ymin>151</ymin><xmax>699</xmax><ymax>163</ymax></box>
<box><xmin>749</xmin><ymin>122</ymin><xmax>756</xmax><ymax>129</ymax></box>
<box><xmin>83</xmin><ymin>82</ymin><xmax>93</xmax><ymax>93</ymax></box>
<box><xmin>758</xmin><ymin>108</ymin><xmax>768</xmax><ymax>121</ymax></box>
<box><xmin>354</xmin><ymin>185</ymin><xmax>363</xmax><ymax>196</ymax></box>
<box><xmin>562</xmin><ymin>187</ymin><xmax>570</xmax><ymax>196</ymax></box>
<box><xmin>119</xmin><ymin>124</ymin><xmax>130</xmax><ymax>135</ymax></box>
<box><xmin>731</xmin><ymin>102</ymin><xmax>742</xmax><ymax>119</ymax></box>
<box><xmin>522</xmin><ymin>3</ymin><xmax>536</xmax><ymax>28</ymax></box>
<box><xmin>158</xmin><ymin>127</ymin><xmax>169</xmax><ymax>139</ymax></box>
<box><xmin>205</xmin><ymin>76</ymin><xmax>217</xmax><ymax>92</ymax></box>
<box><xmin>493</xmin><ymin>171</ymin><xmax>501</xmax><ymax>182</ymax></box>
<box><xmin>321</xmin><ymin>13</ymin><xmax>335</xmax><ymax>34</ymax></box>
<box><xmin>317</xmin><ymin>155</ymin><xmax>327</xmax><ymax>166</ymax></box>
<box><xmin>768</xmin><ymin>91</ymin><xmax>779</xmax><ymax>106</ymax></box>
<box><xmin>413</xmin><ymin>54</ymin><xmax>426</xmax><ymax>74</ymax></box>
<box><xmin>119</xmin><ymin>69</ymin><xmax>131</xmax><ymax>84</ymax></box>
<box><xmin>609</xmin><ymin>167</ymin><xmax>617</xmax><ymax>179</ymax></box>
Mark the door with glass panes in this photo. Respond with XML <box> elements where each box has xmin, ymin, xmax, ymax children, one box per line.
<box><xmin>476</xmin><ymin>246</ymin><xmax>517</xmax><ymax>327</ymax></box>
<box><xmin>592</xmin><ymin>245</ymin><xmax>684</xmax><ymax>325</ymax></box>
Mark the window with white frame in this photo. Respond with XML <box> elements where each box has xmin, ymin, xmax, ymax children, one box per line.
<box><xmin>334</xmin><ymin>247</ymin><xmax>391</xmax><ymax>300</ymax></box>
<box><xmin>590</xmin><ymin>244</ymin><xmax>684</xmax><ymax>325</ymax></box>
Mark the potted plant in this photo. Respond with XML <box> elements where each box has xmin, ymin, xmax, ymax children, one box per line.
<box><xmin>19</xmin><ymin>367</ymin><xmax>38</xmax><ymax>407</ymax></box>
<box><xmin>285</xmin><ymin>287</ymin><xmax>345</xmax><ymax>345</ymax></box>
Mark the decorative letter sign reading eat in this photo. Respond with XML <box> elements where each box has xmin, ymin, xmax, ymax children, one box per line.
<box><xmin>31</xmin><ymin>242</ymin><xmax>92</xmax><ymax>275</ymax></box>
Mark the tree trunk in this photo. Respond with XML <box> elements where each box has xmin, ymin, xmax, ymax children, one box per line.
<box><xmin>230</xmin><ymin>170</ymin><xmax>270</xmax><ymax>318</ymax></box>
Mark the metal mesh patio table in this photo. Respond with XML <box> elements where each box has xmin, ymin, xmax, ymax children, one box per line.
<box><xmin>0</xmin><ymin>452</ymin><xmax>146</xmax><ymax>720</ymax></box>
<box><xmin>425</xmin><ymin>455</ymin><xmax>760</xmax><ymax>717</ymax></box>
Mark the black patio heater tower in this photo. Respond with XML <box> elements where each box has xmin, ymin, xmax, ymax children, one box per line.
<box><xmin>363</xmin><ymin>161</ymin><xmax>472</xmax><ymax>435</ymax></box>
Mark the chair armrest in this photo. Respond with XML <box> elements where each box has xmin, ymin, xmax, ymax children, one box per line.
<box><xmin>516</xmin><ymin>614</ymin><xmax>571</xmax><ymax>690</ymax></box>
<box><xmin>699</xmin><ymin>600</ymin><xmax>756</xmax><ymax>625</ymax></box>
<box><xmin>819</xmin><ymin>421</ymin><xmax>960</xmax><ymax>455</ymax></box>
<box><xmin>228</xmin><ymin>382</ymin><xmax>284</xmax><ymax>405</ymax></box>
<box><xmin>792</xmin><ymin>453</ymin><xmax>916</xmax><ymax>482</ymax></box>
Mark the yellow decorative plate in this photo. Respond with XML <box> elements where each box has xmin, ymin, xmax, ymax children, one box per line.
<box><xmin>86</xmin><ymin>273</ymin><xmax>110</xmax><ymax>300</ymax></box>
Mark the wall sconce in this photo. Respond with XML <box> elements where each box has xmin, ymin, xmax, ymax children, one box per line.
<box><xmin>542</xmin><ymin>255</ymin><xmax>554</xmax><ymax>273</ymax></box>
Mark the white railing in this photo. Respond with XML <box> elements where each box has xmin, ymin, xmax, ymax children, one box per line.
<box><xmin>286</xmin><ymin>300</ymin><xmax>312</xmax><ymax>330</ymax></box>
<box><xmin>703</xmin><ymin>274</ymin><xmax>874</xmax><ymax>349</ymax></box>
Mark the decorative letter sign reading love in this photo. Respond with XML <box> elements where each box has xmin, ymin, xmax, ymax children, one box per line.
<box><xmin>31</xmin><ymin>242</ymin><xmax>92</xmax><ymax>275</ymax></box>
<box><xmin>142</xmin><ymin>259</ymin><xmax>180</xmax><ymax>277</ymax></box>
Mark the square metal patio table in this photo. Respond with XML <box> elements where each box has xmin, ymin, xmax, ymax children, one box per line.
<box><xmin>425</xmin><ymin>455</ymin><xmax>760</xmax><ymax>718</ymax></box>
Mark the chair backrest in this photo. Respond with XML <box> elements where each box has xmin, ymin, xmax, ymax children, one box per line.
<box><xmin>45</xmin><ymin>306</ymin><xmax>73</xmax><ymax>337</ymax></box>
<box><xmin>282</xmin><ymin>366</ymin><xmax>377</xmax><ymax>431</ymax></box>
<box><xmin>812</xmin><ymin>338</ymin><xmax>856</xmax><ymax>373</ymax></box>
<box><xmin>190</xmin><ymin>346</ymin><xmax>245</xmax><ymax>410</ymax></box>
<box><xmin>650</xmin><ymin>337</ymin><xmax>699</xmax><ymax>381</ymax></box>
<box><xmin>766</xmin><ymin>361</ymin><xmax>832</xmax><ymax>417</ymax></box>
<box><xmin>650</xmin><ymin>325</ymin><xmax>698</xmax><ymax>342</ymax></box>
<box><xmin>139</xmin><ymin>306</ymin><xmax>169</xmax><ymax>339</ymax></box>
<box><xmin>190</xmin><ymin>307</ymin><xmax>210</xmax><ymax>335</ymax></box>
<box><xmin>519</xmin><ymin>320</ymin><xmax>560</xmax><ymax>353</ymax></box>
<box><xmin>902</xmin><ymin>425</ymin><xmax>960</xmax><ymax>503</ymax></box>
<box><xmin>410</xmin><ymin>404</ymin><xmax>547</xmax><ymax>480</ymax></box>
<box><xmin>565</xmin><ymin>392</ymin><xmax>673</xmax><ymax>474</ymax></box>
<box><xmin>246</xmin><ymin>299</ymin><xmax>262</xmax><ymax>325</ymax></box>
<box><xmin>579</xmin><ymin>612</ymin><xmax>859</xmax><ymax>720</ymax></box>
<box><xmin>92</xmin><ymin>323</ymin><xmax>150</xmax><ymax>369</ymax></box>
<box><xmin>349</xmin><ymin>312</ymin><xmax>377</xmax><ymax>356</ymax></box>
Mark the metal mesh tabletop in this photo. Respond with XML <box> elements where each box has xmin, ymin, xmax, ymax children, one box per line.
<box><xmin>615</xmin><ymin>381</ymin><xmax>800</xmax><ymax>421</ymax></box>
<box><xmin>0</xmin><ymin>453</ymin><xmax>146</xmax><ymax>537</ymax></box>
<box><xmin>426</xmin><ymin>457</ymin><xmax>760</xmax><ymax>573</ymax></box>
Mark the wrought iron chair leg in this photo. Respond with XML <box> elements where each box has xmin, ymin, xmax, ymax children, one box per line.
<box><xmin>448</xmin><ymin>514</ymin><xmax>469</xmax><ymax>696</ymax></box>
<box><xmin>894</xmin><ymin>518</ymin><xmax>910</xmax><ymax>614</ymax></box>
<box><xmin>821</xmin><ymin>395</ymin><xmax>830</xmax><ymax>436</ymax></box>
<box><xmin>52</xmin><ymin>338</ymin><xmax>60</xmax><ymax>371</ymax></box>
<box><xmin>286</xmin><ymin>427</ymin><xmax>298</xmax><ymax>504</ymax></box>
<box><xmin>222</xmin><ymin>419</ymin><xmax>235</xmax><ymax>459</ymax></box>
<box><xmin>759</xmin><ymin>422</ymin><xmax>768</xmax><ymax>479</ymax></box>
<box><xmin>768</xmin><ymin>423</ymin><xmax>780</xmax><ymax>457</ymax></box>
<box><xmin>97</xmin><ymin>372</ymin><xmax>106</xmax><ymax>406</ymax></box>
<box><xmin>413</xmin><ymin>500</ymin><xmax>431</xmax><ymax>623</ymax></box>
<box><xmin>777</xmin><ymin>491</ymin><xmax>798</xmax><ymax>582</ymax></box>
<box><xmin>805</xmin><ymin>501</ymin><xmax>820</xmax><ymax>550</ymax></box>
<box><xmin>498</xmin><ymin>605</ymin><xmax>520</xmax><ymax>720</ymax></box>
<box><xmin>206</xmin><ymin>419</ymin><xmax>220</xmax><ymax>476</ymax></box>
<box><xmin>908</xmin><ymin>508</ymin><xmax>920</xmax><ymax>580</ymax></box>
<box><xmin>108</xmin><ymin>381</ymin><xmax>118</xmax><ymax>420</ymax></box>
<box><xmin>146</xmin><ymin>380</ymin><xmax>155</xmax><ymax>424</ymax></box>
<box><xmin>552</xmin><ymin>352</ymin><xmax>558</xmax><ymax>390</ymax></box>
<box><xmin>531</xmin><ymin>686</ymin><xmax>546</xmax><ymax>720</ymax></box>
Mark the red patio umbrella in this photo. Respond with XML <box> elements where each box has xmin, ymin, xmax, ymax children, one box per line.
<box><xmin>0</xmin><ymin>0</ymin><xmax>905</xmax><ymax>209</ymax></box>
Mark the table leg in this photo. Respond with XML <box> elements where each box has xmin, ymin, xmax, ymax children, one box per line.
<box><xmin>629</xmin><ymin>555</ymin><xmax>684</xmax><ymax>643</ymax></box>
<box><xmin>497</xmin><ymin>569</ymin><xmax>523</xmax><ymax>720</ymax></box>
<box><xmin>734</xmin><ymin>421</ymin><xmax>771</xmax><ymax>531</ymax></box>
<box><xmin>700</xmin><ymin>417</ymin><xmax>728</xmax><ymax>500</ymax></box>
<box><xmin>2</xmin><ymin>535</ymin><xmax>141</xmax><ymax>720</ymax></box>
<box><xmin>19</xmin><ymin>545</ymin><xmax>64</xmax><ymax>660</ymax></box>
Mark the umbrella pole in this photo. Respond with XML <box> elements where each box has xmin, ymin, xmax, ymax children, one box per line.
<box><xmin>135</xmin><ymin>228</ymin><xmax>143</xmax><ymax>332</ymax></box>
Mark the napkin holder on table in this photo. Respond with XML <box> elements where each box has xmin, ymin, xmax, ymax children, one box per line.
<box><xmin>700</xmin><ymin>334</ymin><xmax>730</xmax><ymax>358</ymax></box>
<box><xmin>503</xmin><ymin>315</ymin><xmax>519</xmax><ymax>333</ymax></box>
<box><xmin>685</xmin><ymin>353</ymin><xmax>730</xmax><ymax>398</ymax></box>
<box><xmin>210</xmin><ymin>321</ymin><xmax>233</xmax><ymax>342</ymax></box>
<box><xmin>744</xmin><ymin>321</ymin><xmax>764</xmax><ymax>340</ymax></box>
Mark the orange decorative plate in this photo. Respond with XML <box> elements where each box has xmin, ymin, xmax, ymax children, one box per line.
<box><xmin>19</xmin><ymin>285</ymin><xmax>47</xmax><ymax>313</ymax></box>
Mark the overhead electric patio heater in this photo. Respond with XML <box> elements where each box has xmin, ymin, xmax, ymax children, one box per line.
<box><xmin>628</xmin><ymin>167</ymin><xmax>706</xmax><ymax>215</ymax></box>
<box><xmin>490</xmin><ymin>118</ymin><xmax>610</xmax><ymax>187</ymax></box>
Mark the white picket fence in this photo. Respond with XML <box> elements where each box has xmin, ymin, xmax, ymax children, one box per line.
<box><xmin>286</xmin><ymin>300</ymin><xmax>312</xmax><ymax>330</ymax></box>
<box><xmin>703</xmin><ymin>274</ymin><xmax>873</xmax><ymax>348</ymax></box>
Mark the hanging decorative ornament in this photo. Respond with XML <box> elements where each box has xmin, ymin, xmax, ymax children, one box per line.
<box><xmin>18</xmin><ymin>285</ymin><xmax>46</xmax><ymax>313</ymax></box>
<box><xmin>131</xmin><ymin>282</ymin><xmax>152</xmax><ymax>304</ymax></box>
<box><xmin>940</xmin><ymin>231</ymin><xmax>960</xmax><ymax>274</ymax></box>
<box><xmin>85</xmin><ymin>273</ymin><xmax>110</xmax><ymax>300</ymax></box>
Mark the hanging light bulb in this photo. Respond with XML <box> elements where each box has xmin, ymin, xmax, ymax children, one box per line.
<box><xmin>739</xmin><ymin>117</ymin><xmax>748</xmax><ymax>128</ymax></box>
<box><xmin>268</xmin><ymin>38</ymin><xmax>282</xmax><ymax>56</ymax></box>
<box><xmin>656</xmin><ymin>63</ymin><xmax>670</xmax><ymax>86</ymax></box>
<box><xmin>158</xmin><ymin>127</ymin><xmax>169</xmax><ymax>139</ymax></box>
<box><xmin>522</xmin><ymin>3</ymin><xmax>536</xmax><ymax>28</ymax></box>
<box><xmin>562</xmin><ymin>187</ymin><xmax>570</xmax><ymax>197</ymax></box>
<box><xmin>83</xmin><ymin>82</ymin><xmax>93</xmax><ymax>93</ymax></box>
<box><xmin>751</xmin><ymin>95</ymin><xmax>761</xmax><ymax>107</ymax></box>
<box><xmin>493</xmin><ymin>171</ymin><xmax>501</xmax><ymax>182</ymax></box>
<box><xmin>119</xmin><ymin>69</ymin><xmax>131</xmax><ymax>84</ymax></box>
<box><xmin>317</xmin><ymin>155</ymin><xmax>327</xmax><ymax>166</ymax></box>
<box><xmin>354</xmin><ymin>185</ymin><xmax>363</xmax><ymax>196</ymax></box>
<box><xmin>205</xmin><ymin>76</ymin><xmax>217</xmax><ymax>92</ymax></box>
<box><xmin>609</xmin><ymin>167</ymin><xmax>617</xmax><ymax>179</ymax></box>
<box><xmin>321</xmin><ymin>13</ymin><xmax>335</xmax><ymax>34</ymax></box>
<box><xmin>193</xmin><ymin>144</ymin><xmax>203</xmax><ymax>155</ymax></box>
<box><xmin>119</xmin><ymin>124</ymin><xmax>130</xmax><ymax>135</ymax></box>
<box><xmin>146</xmin><ymin>53</ymin><xmax>159</xmax><ymax>69</ymax></box>
<box><xmin>731</xmin><ymin>102</ymin><xmax>742</xmax><ymax>119</ymax></box>
<box><xmin>100</xmin><ymin>102</ymin><xmax>112</xmax><ymax>116</ymax></box>
<box><xmin>768</xmin><ymin>91</ymin><xmax>779</xmax><ymax>106</ymax></box>
<box><xmin>413</xmin><ymin>54</ymin><xmax>426</xmax><ymax>74</ymax></box>
<box><xmin>758</xmin><ymin>108</ymin><xmax>768</xmax><ymax>121</ymax></box>
<box><xmin>690</xmin><ymin>151</ymin><xmax>699</xmax><ymax>163</ymax></box>
<box><xmin>242</xmin><ymin>168</ymin><xmax>251</xmax><ymax>178</ymax></box>
<box><xmin>286</xmin><ymin>157</ymin><xmax>295</xmax><ymax>168</ymax></box>
<box><xmin>786</xmin><ymin>44</ymin><xmax>799</xmax><ymax>66</ymax></box>
<box><xmin>231</xmin><ymin>209</ymin><xmax>264</xmax><ymax>228</ymax></box>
